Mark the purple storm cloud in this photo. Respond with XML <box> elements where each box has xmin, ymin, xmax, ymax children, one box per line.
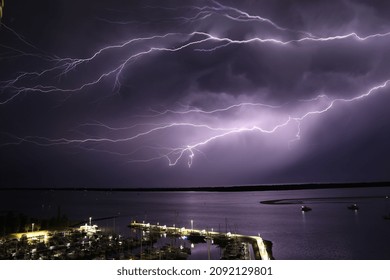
<box><xmin>0</xmin><ymin>0</ymin><xmax>390</xmax><ymax>187</ymax></box>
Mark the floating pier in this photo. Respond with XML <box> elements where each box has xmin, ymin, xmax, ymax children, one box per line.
<box><xmin>130</xmin><ymin>221</ymin><xmax>271</xmax><ymax>260</ymax></box>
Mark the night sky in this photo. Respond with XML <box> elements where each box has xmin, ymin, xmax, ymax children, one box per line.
<box><xmin>1</xmin><ymin>0</ymin><xmax>390</xmax><ymax>188</ymax></box>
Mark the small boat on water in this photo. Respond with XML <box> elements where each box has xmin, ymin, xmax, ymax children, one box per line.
<box><xmin>347</xmin><ymin>204</ymin><xmax>359</xmax><ymax>211</ymax></box>
<box><xmin>301</xmin><ymin>205</ymin><xmax>312</xmax><ymax>212</ymax></box>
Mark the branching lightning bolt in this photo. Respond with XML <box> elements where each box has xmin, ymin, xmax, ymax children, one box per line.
<box><xmin>2</xmin><ymin>79</ymin><xmax>389</xmax><ymax>167</ymax></box>
<box><xmin>2</xmin><ymin>1</ymin><xmax>390</xmax><ymax>104</ymax></box>
<box><xmin>1</xmin><ymin>1</ymin><xmax>390</xmax><ymax>168</ymax></box>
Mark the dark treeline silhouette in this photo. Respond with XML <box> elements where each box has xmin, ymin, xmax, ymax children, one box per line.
<box><xmin>0</xmin><ymin>209</ymin><xmax>69</xmax><ymax>235</ymax></box>
<box><xmin>0</xmin><ymin>181</ymin><xmax>389</xmax><ymax>193</ymax></box>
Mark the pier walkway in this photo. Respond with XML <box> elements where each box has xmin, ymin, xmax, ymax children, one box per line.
<box><xmin>130</xmin><ymin>221</ymin><xmax>270</xmax><ymax>260</ymax></box>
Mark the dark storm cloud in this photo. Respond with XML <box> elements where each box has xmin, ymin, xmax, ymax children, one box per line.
<box><xmin>113</xmin><ymin>0</ymin><xmax>390</xmax><ymax>105</ymax></box>
<box><xmin>1</xmin><ymin>0</ymin><xmax>390</xmax><ymax>187</ymax></box>
<box><xmin>118</xmin><ymin>33</ymin><xmax>388</xmax><ymax>106</ymax></box>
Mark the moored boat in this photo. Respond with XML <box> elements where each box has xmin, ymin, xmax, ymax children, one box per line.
<box><xmin>347</xmin><ymin>204</ymin><xmax>359</xmax><ymax>210</ymax></box>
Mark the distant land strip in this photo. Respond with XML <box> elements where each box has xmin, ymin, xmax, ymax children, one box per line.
<box><xmin>260</xmin><ymin>195</ymin><xmax>387</xmax><ymax>205</ymax></box>
<box><xmin>0</xmin><ymin>181</ymin><xmax>389</xmax><ymax>192</ymax></box>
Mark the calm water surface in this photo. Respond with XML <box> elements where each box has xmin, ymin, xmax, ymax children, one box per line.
<box><xmin>1</xmin><ymin>187</ymin><xmax>389</xmax><ymax>259</ymax></box>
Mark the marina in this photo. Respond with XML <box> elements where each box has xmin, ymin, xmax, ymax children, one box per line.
<box><xmin>0</xmin><ymin>220</ymin><xmax>272</xmax><ymax>260</ymax></box>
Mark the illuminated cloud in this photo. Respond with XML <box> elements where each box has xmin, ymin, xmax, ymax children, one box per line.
<box><xmin>0</xmin><ymin>0</ymin><xmax>389</xmax><ymax>187</ymax></box>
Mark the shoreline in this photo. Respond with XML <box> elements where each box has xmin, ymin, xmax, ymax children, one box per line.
<box><xmin>0</xmin><ymin>181</ymin><xmax>389</xmax><ymax>193</ymax></box>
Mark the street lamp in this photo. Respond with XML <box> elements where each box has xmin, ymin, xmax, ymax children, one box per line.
<box><xmin>89</xmin><ymin>217</ymin><xmax>92</xmax><ymax>226</ymax></box>
<box><xmin>32</xmin><ymin>223</ymin><xmax>35</xmax><ymax>232</ymax></box>
<box><xmin>190</xmin><ymin>220</ymin><xmax>193</xmax><ymax>231</ymax></box>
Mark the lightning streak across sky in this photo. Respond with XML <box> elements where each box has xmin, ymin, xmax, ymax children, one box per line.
<box><xmin>3</xmin><ymin>78</ymin><xmax>389</xmax><ymax>167</ymax></box>
<box><xmin>1</xmin><ymin>0</ymin><xmax>390</xmax><ymax>186</ymax></box>
<box><xmin>2</xmin><ymin>1</ymin><xmax>390</xmax><ymax>102</ymax></box>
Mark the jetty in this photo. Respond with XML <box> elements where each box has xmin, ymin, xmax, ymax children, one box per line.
<box><xmin>130</xmin><ymin>221</ymin><xmax>271</xmax><ymax>260</ymax></box>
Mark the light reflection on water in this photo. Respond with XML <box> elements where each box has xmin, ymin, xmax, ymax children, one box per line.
<box><xmin>1</xmin><ymin>187</ymin><xmax>390</xmax><ymax>259</ymax></box>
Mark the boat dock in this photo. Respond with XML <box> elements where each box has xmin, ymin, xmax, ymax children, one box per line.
<box><xmin>130</xmin><ymin>221</ymin><xmax>271</xmax><ymax>260</ymax></box>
